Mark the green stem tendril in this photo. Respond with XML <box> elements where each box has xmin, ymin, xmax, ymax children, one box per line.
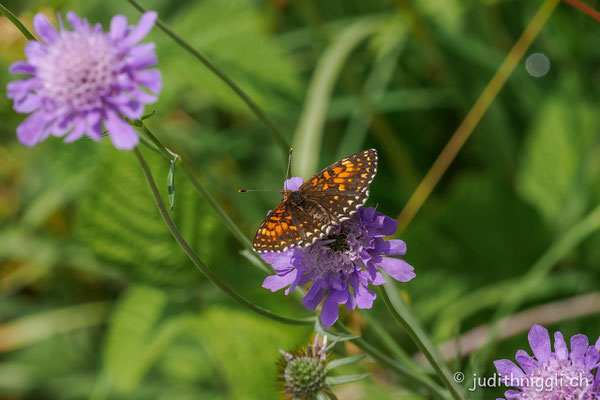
<box><xmin>125</xmin><ymin>0</ymin><xmax>290</xmax><ymax>160</ymax></box>
<box><xmin>134</xmin><ymin>121</ymin><xmax>271</xmax><ymax>273</ymax></box>
<box><xmin>133</xmin><ymin>147</ymin><xmax>312</xmax><ymax>325</ymax></box>
<box><xmin>0</xmin><ymin>3</ymin><xmax>35</xmax><ymax>40</ymax></box>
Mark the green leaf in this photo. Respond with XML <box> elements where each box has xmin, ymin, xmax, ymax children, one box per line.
<box><xmin>325</xmin><ymin>354</ymin><xmax>366</xmax><ymax>372</ymax></box>
<box><xmin>103</xmin><ymin>285</ymin><xmax>192</xmax><ymax>393</ymax></box>
<box><xmin>325</xmin><ymin>373</ymin><xmax>369</xmax><ymax>386</ymax></box>
<box><xmin>517</xmin><ymin>96</ymin><xmax>597</xmax><ymax>228</ymax></box>
<box><xmin>191</xmin><ymin>307</ymin><xmax>312</xmax><ymax>400</ymax></box>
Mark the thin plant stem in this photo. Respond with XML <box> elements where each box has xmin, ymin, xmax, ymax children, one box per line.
<box><xmin>335</xmin><ymin>322</ymin><xmax>449</xmax><ymax>400</ymax></box>
<box><xmin>134</xmin><ymin>121</ymin><xmax>270</xmax><ymax>271</ymax></box>
<box><xmin>562</xmin><ymin>0</ymin><xmax>600</xmax><ymax>22</ymax></box>
<box><xmin>395</xmin><ymin>0</ymin><xmax>560</xmax><ymax>233</ymax></box>
<box><xmin>125</xmin><ymin>0</ymin><xmax>290</xmax><ymax>159</ymax></box>
<box><xmin>0</xmin><ymin>3</ymin><xmax>35</xmax><ymax>40</ymax></box>
<box><xmin>133</xmin><ymin>147</ymin><xmax>312</xmax><ymax>325</ymax></box>
<box><xmin>379</xmin><ymin>284</ymin><xmax>466</xmax><ymax>400</ymax></box>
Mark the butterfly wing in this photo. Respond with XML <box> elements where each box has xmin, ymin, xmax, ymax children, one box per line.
<box><xmin>299</xmin><ymin>148</ymin><xmax>377</xmax><ymax>223</ymax></box>
<box><xmin>252</xmin><ymin>202</ymin><xmax>304</xmax><ymax>252</ymax></box>
<box><xmin>252</xmin><ymin>149</ymin><xmax>378</xmax><ymax>253</ymax></box>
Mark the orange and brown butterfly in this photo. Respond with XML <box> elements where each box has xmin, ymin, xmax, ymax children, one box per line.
<box><xmin>251</xmin><ymin>149</ymin><xmax>378</xmax><ymax>253</ymax></box>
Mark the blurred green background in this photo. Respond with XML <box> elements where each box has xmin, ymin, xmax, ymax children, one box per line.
<box><xmin>1</xmin><ymin>0</ymin><xmax>600</xmax><ymax>399</ymax></box>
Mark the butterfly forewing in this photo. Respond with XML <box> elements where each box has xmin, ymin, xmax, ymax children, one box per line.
<box><xmin>300</xmin><ymin>148</ymin><xmax>377</xmax><ymax>195</ymax></box>
<box><xmin>252</xmin><ymin>149</ymin><xmax>378</xmax><ymax>253</ymax></box>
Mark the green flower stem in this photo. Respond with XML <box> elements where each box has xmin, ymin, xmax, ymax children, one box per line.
<box><xmin>134</xmin><ymin>147</ymin><xmax>312</xmax><ymax>325</ymax></box>
<box><xmin>134</xmin><ymin>121</ymin><xmax>271</xmax><ymax>272</ymax></box>
<box><xmin>358</xmin><ymin>310</ymin><xmax>418</xmax><ymax>368</ymax></box>
<box><xmin>379</xmin><ymin>283</ymin><xmax>466</xmax><ymax>400</ymax></box>
<box><xmin>125</xmin><ymin>0</ymin><xmax>290</xmax><ymax>160</ymax></box>
<box><xmin>335</xmin><ymin>322</ymin><xmax>449</xmax><ymax>400</ymax></box>
<box><xmin>0</xmin><ymin>3</ymin><xmax>35</xmax><ymax>40</ymax></box>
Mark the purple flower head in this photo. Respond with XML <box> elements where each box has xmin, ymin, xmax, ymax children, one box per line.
<box><xmin>261</xmin><ymin>177</ymin><xmax>415</xmax><ymax>328</ymax></box>
<box><xmin>6</xmin><ymin>11</ymin><xmax>162</xmax><ymax>150</ymax></box>
<box><xmin>494</xmin><ymin>324</ymin><xmax>600</xmax><ymax>400</ymax></box>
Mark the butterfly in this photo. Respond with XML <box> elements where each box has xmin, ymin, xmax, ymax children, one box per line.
<box><xmin>252</xmin><ymin>149</ymin><xmax>378</xmax><ymax>253</ymax></box>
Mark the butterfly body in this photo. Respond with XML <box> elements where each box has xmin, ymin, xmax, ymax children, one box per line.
<box><xmin>253</xmin><ymin>149</ymin><xmax>377</xmax><ymax>253</ymax></box>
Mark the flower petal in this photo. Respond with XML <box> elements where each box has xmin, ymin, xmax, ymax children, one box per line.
<box><xmin>303</xmin><ymin>282</ymin><xmax>327</xmax><ymax>311</ymax></box>
<box><xmin>515</xmin><ymin>349</ymin><xmax>537</xmax><ymax>375</ymax></box>
<box><xmin>262</xmin><ymin>269</ymin><xmax>297</xmax><ymax>292</ymax></box>
<box><xmin>320</xmin><ymin>289</ymin><xmax>348</xmax><ymax>328</ymax></box>
<box><xmin>528</xmin><ymin>324</ymin><xmax>551</xmax><ymax>363</ymax></box>
<box><xmin>129</xmin><ymin>43</ymin><xmax>158</xmax><ymax>69</ymax></box>
<box><xmin>135</xmin><ymin>69</ymin><xmax>162</xmax><ymax>93</ymax></box>
<box><xmin>13</xmin><ymin>94</ymin><xmax>41</xmax><ymax>113</ymax></box>
<box><xmin>109</xmin><ymin>14</ymin><xmax>128</xmax><ymax>40</ymax></box>
<box><xmin>376</xmin><ymin>239</ymin><xmax>407</xmax><ymax>255</ymax></box>
<box><xmin>66</xmin><ymin>11</ymin><xmax>83</xmax><ymax>31</ymax></box>
<box><xmin>570</xmin><ymin>334</ymin><xmax>589</xmax><ymax>367</ymax></box>
<box><xmin>584</xmin><ymin>345</ymin><xmax>599</xmax><ymax>370</ymax></box>
<box><xmin>9</xmin><ymin>61</ymin><xmax>36</xmax><ymax>75</ymax></box>
<box><xmin>354</xmin><ymin>282</ymin><xmax>376</xmax><ymax>309</ymax></box>
<box><xmin>493</xmin><ymin>359</ymin><xmax>525</xmax><ymax>383</ymax></box>
<box><xmin>375</xmin><ymin>256</ymin><xmax>415</xmax><ymax>282</ymax></box>
<box><xmin>284</xmin><ymin>177</ymin><xmax>303</xmax><ymax>191</ymax></box>
<box><xmin>16</xmin><ymin>111</ymin><xmax>50</xmax><ymax>146</ymax></box>
<box><xmin>64</xmin><ymin>119</ymin><xmax>86</xmax><ymax>143</ymax></box>
<box><xmin>123</xmin><ymin>11</ymin><xmax>157</xmax><ymax>47</ymax></box>
<box><xmin>33</xmin><ymin>14</ymin><xmax>59</xmax><ymax>44</ymax></box>
<box><xmin>104</xmin><ymin>110</ymin><xmax>139</xmax><ymax>150</ymax></box>
<box><xmin>24</xmin><ymin>40</ymin><xmax>47</xmax><ymax>65</ymax></box>
<box><xmin>553</xmin><ymin>331</ymin><xmax>568</xmax><ymax>361</ymax></box>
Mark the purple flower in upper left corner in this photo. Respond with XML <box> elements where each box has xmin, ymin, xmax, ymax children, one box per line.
<box><xmin>6</xmin><ymin>11</ymin><xmax>162</xmax><ymax>150</ymax></box>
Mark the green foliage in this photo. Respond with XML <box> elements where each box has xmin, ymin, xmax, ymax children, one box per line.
<box><xmin>155</xmin><ymin>0</ymin><xmax>303</xmax><ymax>116</ymax></box>
<box><xmin>2</xmin><ymin>0</ymin><xmax>600</xmax><ymax>399</ymax></box>
<box><xmin>517</xmin><ymin>95</ymin><xmax>598</xmax><ymax>229</ymax></box>
<box><xmin>74</xmin><ymin>143</ymin><xmax>225</xmax><ymax>286</ymax></box>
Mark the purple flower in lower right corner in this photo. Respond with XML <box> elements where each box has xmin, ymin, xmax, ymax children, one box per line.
<box><xmin>494</xmin><ymin>324</ymin><xmax>600</xmax><ymax>400</ymax></box>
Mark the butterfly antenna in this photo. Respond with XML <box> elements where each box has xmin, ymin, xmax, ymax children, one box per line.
<box><xmin>285</xmin><ymin>147</ymin><xmax>293</xmax><ymax>181</ymax></box>
<box><xmin>238</xmin><ymin>188</ymin><xmax>277</xmax><ymax>192</ymax></box>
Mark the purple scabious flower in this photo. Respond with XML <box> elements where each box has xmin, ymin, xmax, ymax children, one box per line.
<box><xmin>261</xmin><ymin>177</ymin><xmax>415</xmax><ymax>328</ymax></box>
<box><xmin>494</xmin><ymin>324</ymin><xmax>600</xmax><ymax>400</ymax></box>
<box><xmin>6</xmin><ymin>11</ymin><xmax>162</xmax><ymax>150</ymax></box>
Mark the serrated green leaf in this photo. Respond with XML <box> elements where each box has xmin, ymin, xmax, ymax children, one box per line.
<box><xmin>74</xmin><ymin>143</ymin><xmax>225</xmax><ymax>286</ymax></box>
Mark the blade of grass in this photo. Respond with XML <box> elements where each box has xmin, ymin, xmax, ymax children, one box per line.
<box><xmin>336</xmin><ymin>34</ymin><xmax>406</xmax><ymax>159</ymax></box>
<box><xmin>0</xmin><ymin>3</ymin><xmax>34</xmax><ymax>40</ymax></box>
<box><xmin>292</xmin><ymin>19</ymin><xmax>379</xmax><ymax>178</ymax></box>
<box><xmin>0</xmin><ymin>302</ymin><xmax>109</xmax><ymax>352</ymax></box>
<box><xmin>563</xmin><ymin>0</ymin><xmax>600</xmax><ymax>22</ymax></box>
<box><xmin>379</xmin><ymin>282</ymin><xmax>466</xmax><ymax>400</ymax></box>
<box><xmin>395</xmin><ymin>0</ymin><xmax>560</xmax><ymax>233</ymax></box>
<box><xmin>335</xmin><ymin>321</ymin><xmax>450</xmax><ymax>399</ymax></box>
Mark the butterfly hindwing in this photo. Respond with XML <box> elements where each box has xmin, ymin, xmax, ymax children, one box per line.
<box><xmin>252</xmin><ymin>202</ymin><xmax>303</xmax><ymax>252</ymax></box>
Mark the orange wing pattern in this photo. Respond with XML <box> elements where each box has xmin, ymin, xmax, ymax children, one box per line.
<box><xmin>252</xmin><ymin>149</ymin><xmax>378</xmax><ymax>253</ymax></box>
